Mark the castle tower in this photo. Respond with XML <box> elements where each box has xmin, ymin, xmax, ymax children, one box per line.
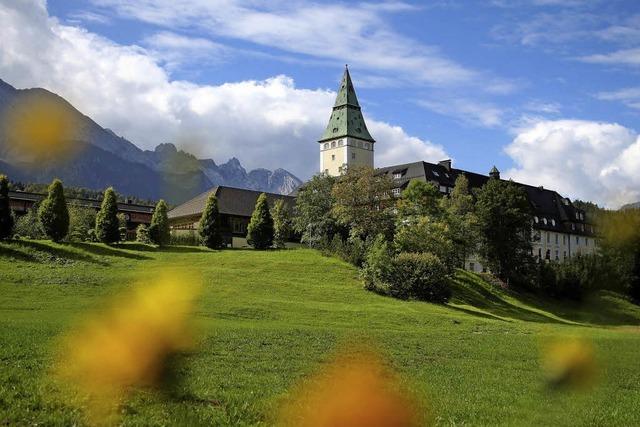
<box><xmin>318</xmin><ymin>66</ymin><xmax>375</xmax><ymax>176</ymax></box>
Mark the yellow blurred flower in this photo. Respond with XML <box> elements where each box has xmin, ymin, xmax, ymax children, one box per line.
<box><xmin>55</xmin><ymin>270</ymin><xmax>201</xmax><ymax>424</ymax></box>
<box><xmin>541</xmin><ymin>337</ymin><xmax>597</xmax><ymax>390</ymax></box>
<box><xmin>2</xmin><ymin>94</ymin><xmax>80</xmax><ymax>161</ymax></box>
<box><xmin>277</xmin><ymin>348</ymin><xmax>427</xmax><ymax>427</ymax></box>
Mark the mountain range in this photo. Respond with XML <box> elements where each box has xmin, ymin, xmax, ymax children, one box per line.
<box><xmin>0</xmin><ymin>79</ymin><xmax>301</xmax><ymax>204</ymax></box>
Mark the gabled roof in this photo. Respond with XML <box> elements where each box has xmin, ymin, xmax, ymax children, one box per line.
<box><xmin>8</xmin><ymin>190</ymin><xmax>155</xmax><ymax>214</ymax></box>
<box><xmin>376</xmin><ymin>161</ymin><xmax>594</xmax><ymax>236</ymax></box>
<box><xmin>167</xmin><ymin>186</ymin><xmax>295</xmax><ymax>220</ymax></box>
<box><xmin>318</xmin><ymin>67</ymin><xmax>375</xmax><ymax>143</ymax></box>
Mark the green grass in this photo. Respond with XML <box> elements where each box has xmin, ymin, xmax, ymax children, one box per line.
<box><xmin>1</xmin><ymin>240</ymin><xmax>640</xmax><ymax>426</ymax></box>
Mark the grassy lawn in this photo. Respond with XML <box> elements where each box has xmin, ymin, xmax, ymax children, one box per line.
<box><xmin>1</xmin><ymin>240</ymin><xmax>640</xmax><ymax>426</ymax></box>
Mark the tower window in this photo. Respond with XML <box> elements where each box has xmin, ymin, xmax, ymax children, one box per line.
<box><xmin>324</xmin><ymin>143</ymin><xmax>329</xmax><ymax>150</ymax></box>
<box><xmin>331</xmin><ymin>141</ymin><xmax>336</xmax><ymax>148</ymax></box>
<box><xmin>331</xmin><ymin>154</ymin><xmax>335</xmax><ymax>161</ymax></box>
<box><xmin>352</xmin><ymin>152</ymin><xmax>356</xmax><ymax>159</ymax></box>
<box><xmin>365</xmin><ymin>143</ymin><xmax>369</xmax><ymax>149</ymax></box>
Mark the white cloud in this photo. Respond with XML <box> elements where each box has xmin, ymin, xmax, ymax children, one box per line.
<box><xmin>417</xmin><ymin>98</ymin><xmax>504</xmax><ymax>128</ymax></box>
<box><xmin>505</xmin><ymin>120</ymin><xmax>640</xmax><ymax>207</ymax></box>
<box><xmin>0</xmin><ymin>0</ymin><xmax>447</xmax><ymax>179</ymax></box>
<box><xmin>142</xmin><ymin>31</ymin><xmax>228</xmax><ymax>71</ymax></box>
<box><xmin>596</xmin><ymin>87</ymin><xmax>640</xmax><ymax>110</ymax></box>
<box><xmin>89</xmin><ymin>0</ymin><xmax>513</xmax><ymax>90</ymax></box>
<box><xmin>579</xmin><ymin>48</ymin><xmax>640</xmax><ymax>66</ymax></box>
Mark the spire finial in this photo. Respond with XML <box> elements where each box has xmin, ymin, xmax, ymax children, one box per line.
<box><xmin>345</xmin><ymin>63</ymin><xmax>348</xmax><ymax>70</ymax></box>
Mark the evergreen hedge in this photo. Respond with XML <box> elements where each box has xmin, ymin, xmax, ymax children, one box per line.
<box><xmin>95</xmin><ymin>187</ymin><xmax>120</xmax><ymax>244</ymax></box>
<box><xmin>247</xmin><ymin>193</ymin><xmax>273</xmax><ymax>249</ymax></box>
<box><xmin>149</xmin><ymin>200</ymin><xmax>170</xmax><ymax>246</ymax></box>
<box><xmin>199</xmin><ymin>193</ymin><xmax>223</xmax><ymax>248</ymax></box>
<box><xmin>38</xmin><ymin>179</ymin><xmax>69</xmax><ymax>242</ymax></box>
<box><xmin>0</xmin><ymin>175</ymin><xmax>14</xmax><ymax>240</ymax></box>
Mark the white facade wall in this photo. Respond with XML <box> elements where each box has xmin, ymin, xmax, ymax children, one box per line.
<box><xmin>319</xmin><ymin>137</ymin><xmax>374</xmax><ymax>176</ymax></box>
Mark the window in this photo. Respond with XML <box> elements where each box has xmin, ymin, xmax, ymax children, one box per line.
<box><xmin>331</xmin><ymin>141</ymin><xmax>336</xmax><ymax>148</ymax></box>
<box><xmin>546</xmin><ymin>232</ymin><xmax>550</xmax><ymax>243</ymax></box>
<box><xmin>331</xmin><ymin>154</ymin><xmax>335</xmax><ymax>161</ymax></box>
<box><xmin>563</xmin><ymin>235</ymin><xmax>566</xmax><ymax>245</ymax></box>
<box><xmin>392</xmin><ymin>188</ymin><xmax>401</xmax><ymax>197</ymax></box>
<box><xmin>543</xmin><ymin>218</ymin><xmax>548</xmax><ymax>225</ymax></box>
<box><xmin>576</xmin><ymin>236</ymin><xmax>580</xmax><ymax>245</ymax></box>
<box><xmin>469</xmin><ymin>262</ymin><xmax>475</xmax><ymax>272</ymax></box>
<box><xmin>551</xmin><ymin>219</ymin><xmax>556</xmax><ymax>226</ymax></box>
<box><xmin>534</xmin><ymin>216</ymin><xmax>539</xmax><ymax>224</ymax></box>
<box><xmin>545</xmin><ymin>250</ymin><xmax>551</xmax><ymax>260</ymax></box>
<box><xmin>555</xmin><ymin>250</ymin><xmax>559</xmax><ymax>261</ymax></box>
<box><xmin>324</xmin><ymin>143</ymin><xmax>329</xmax><ymax>150</ymax></box>
<box><xmin>586</xmin><ymin>238</ymin><xmax>589</xmax><ymax>247</ymax></box>
<box><xmin>575</xmin><ymin>212</ymin><xmax>579</xmax><ymax>219</ymax></box>
<box><xmin>555</xmin><ymin>233</ymin><xmax>558</xmax><ymax>244</ymax></box>
<box><xmin>580</xmin><ymin>224</ymin><xmax>584</xmax><ymax>232</ymax></box>
<box><xmin>571</xmin><ymin>224</ymin><xmax>575</xmax><ymax>231</ymax></box>
<box><xmin>432</xmin><ymin>170</ymin><xmax>440</xmax><ymax>177</ymax></box>
<box><xmin>538</xmin><ymin>248</ymin><xmax>542</xmax><ymax>259</ymax></box>
<box><xmin>352</xmin><ymin>152</ymin><xmax>356</xmax><ymax>159</ymax></box>
<box><xmin>439</xmin><ymin>185</ymin><xmax>447</xmax><ymax>193</ymax></box>
<box><xmin>393</xmin><ymin>173</ymin><xmax>402</xmax><ymax>179</ymax></box>
<box><xmin>364</xmin><ymin>143</ymin><xmax>369</xmax><ymax>149</ymax></box>
<box><xmin>338</xmin><ymin>140</ymin><xmax>343</xmax><ymax>146</ymax></box>
<box><xmin>564</xmin><ymin>251</ymin><xmax>567</xmax><ymax>260</ymax></box>
<box><xmin>358</xmin><ymin>141</ymin><xmax>363</xmax><ymax>148</ymax></box>
<box><xmin>324</xmin><ymin>169</ymin><xmax>329</xmax><ymax>174</ymax></box>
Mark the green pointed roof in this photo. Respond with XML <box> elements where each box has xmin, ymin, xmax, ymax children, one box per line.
<box><xmin>319</xmin><ymin>67</ymin><xmax>375</xmax><ymax>143</ymax></box>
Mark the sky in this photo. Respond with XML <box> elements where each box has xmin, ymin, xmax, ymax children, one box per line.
<box><xmin>0</xmin><ymin>0</ymin><xmax>639</xmax><ymax>207</ymax></box>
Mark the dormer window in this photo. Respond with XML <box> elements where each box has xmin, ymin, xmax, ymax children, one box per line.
<box><xmin>432</xmin><ymin>171</ymin><xmax>440</xmax><ymax>177</ymax></box>
<box><xmin>534</xmin><ymin>216</ymin><xmax>539</xmax><ymax>223</ymax></box>
<box><xmin>392</xmin><ymin>188</ymin><xmax>401</xmax><ymax>197</ymax></box>
<box><xmin>551</xmin><ymin>219</ymin><xmax>556</xmax><ymax>226</ymax></box>
<box><xmin>393</xmin><ymin>173</ymin><xmax>402</xmax><ymax>179</ymax></box>
<box><xmin>543</xmin><ymin>218</ymin><xmax>548</xmax><ymax>225</ymax></box>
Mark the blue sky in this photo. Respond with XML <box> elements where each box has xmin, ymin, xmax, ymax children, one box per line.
<box><xmin>1</xmin><ymin>0</ymin><xmax>640</xmax><ymax>206</ymax></box>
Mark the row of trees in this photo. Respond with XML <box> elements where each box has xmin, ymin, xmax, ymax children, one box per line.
<box><xmin>0</xmin><ymin>175</ymin><xmax>171</xmax><ymax>246</ymax></box>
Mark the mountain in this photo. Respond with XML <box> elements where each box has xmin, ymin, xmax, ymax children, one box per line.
<box><xmin>0</xmin><ymin>79</ymin><xmax>301</xmax><ymax>204</ymax></box>
<box><xmin>620</xmin><ymin>201</ymin><xmax>640</xmax><ymax>211</ymax></box>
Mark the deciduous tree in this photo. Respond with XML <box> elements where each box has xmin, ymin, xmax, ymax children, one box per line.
<box><xmin>292</xmin><ymin>173</ymin><xmax>340</xmax><ymax>247</ymax></box>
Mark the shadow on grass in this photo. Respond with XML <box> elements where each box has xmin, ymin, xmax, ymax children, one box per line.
<box><xmin>449</xmin><ymin>271</ymin><xmax>574</xmax><ymax>325</ymax></box>
<box><xmin>451</xmin><ymin>270</ymin><xmax>640</xmax><ymax>327</ymax></box>
<box><xmin>119</xmin><ymin>243</ymin><xmax>206</xmax><ymax>253</ymax></box>
<box><xmin>7</xmin><ymin>240</ymin><xmax>109</xmax><ymax>266</ymax></box>
<box><xmin>69</xmin><ymin>242</ymin><xmax>152</xmax><ymax>260</ymax></box>
<box><xmin>0</xmin><ymin>244</ymin><xmax>40</xmax><ymax>263</ymax></box>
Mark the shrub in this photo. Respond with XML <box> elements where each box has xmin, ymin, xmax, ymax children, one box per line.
<box><xmin>38</xmin><ymin>179</ymin><xmax>69</xmax><ymax>242</ymax></box>
<box><xmin>136</xmin><ymin>224</ymin><xmax>150</xmax><ymax>243</ymax></box>
<box><xmin>95</xmin><ymin>187</ymin><xmax>120</xmax><ymax>244</ymax></box>
<box><xmin>0</xmin><ymin>175</ymin><xmax>14</xmax><ymax>240</ymax></box>
<box><xmin>361</xmin><ymin>235</ymin><xmax>394</xmax><ymax>294</ymax></box>
<box><xmin>271</xmin><ymin>199</ymin><xmax>291</xmax><ymax>249</ymax></box>
<box><xmin>14</xmin><ymin>207</ymin><xmax>44</xmax><ymax>239</ymax></box>
<box><xmin>247</xmin><ymin>193</ymin><xmax>273</xmax><ymax>249</ymax></box>
<box><xmin>117</xmin><ymin>213</ymin><xmax>128</xmax><ymax>241</ymax></box>
<box><xmin>149</xmin><ymin>200</ymin><xmax>170</xmax><ymax>246</ymax></box>
<box><xmin>67</xmin><ymin>203</ymin><xmax>97</xmax><ymax>242</ymax></box>
<box><xmin>199</xmin><ymin>193</ymin><xmax>223</xmax><ymax>249</ymax></box>
<box><xmin>387</xmin><ymin>253</ymin><xmax>451</xmax><ymax>303</ymax></box>
<box><xmin>170</xmin><ymin>230</ymin><xmax>200</xmax><ymax>246</ymax></box>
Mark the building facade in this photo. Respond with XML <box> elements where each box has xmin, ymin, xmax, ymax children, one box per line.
<box><xmin>167</xmin><ymin>186</ymin><xmax>297</xmax><ymax>248</ymax></box>
<box><xmin>318</xmin><ymin>66</ymin><xmax>375</xmax><ymax>176</ymax></box>
<box><xmin>319</xmin><ymin>68</ymin><xmax>597</xmax><ymax>271</ymax></box>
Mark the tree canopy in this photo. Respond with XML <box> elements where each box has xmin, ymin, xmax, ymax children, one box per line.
<box><xmin>38</xmin><ymin>179</ymin><xmax>69</xmax><ymax>242</ymax></box>
<box><xmin>247</xmin><ymin>193</ymin><xmax>274</xmax><ymax>249</ymax></box>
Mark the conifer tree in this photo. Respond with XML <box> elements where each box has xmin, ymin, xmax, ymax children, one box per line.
<box><xmin>38</xmin><ymin>179</ymin><xmax>69</xmax><ymax>242</ymax></box>
<box><xmin>271</xmin><ymin>199</ymin><xmax>290</xmax><ymax>249</ymax></box>
<box><xmin>95</xmin><ymin>187</ymin><xmax>120</xmax><ymax>243</ymax></box>
<box><xmin>0</xmin><ymin>175</ymin><xmax>14</xmax><ymax>240</ymax></box>
<box><xmin>149</xmin><ymin>199</ymin><xmax>170</xmax><ymax>246</ymax></box>
<box><xmin>247</xmin><ymin>193</ymin><xmax>273</xmax><ymax>249</ymax></box>
<box><xmin>199</xmin><ymin>193</ymin><xmax>223</xmax><ymax>249</ymax></box>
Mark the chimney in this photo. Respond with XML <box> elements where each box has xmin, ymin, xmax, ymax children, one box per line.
<box><xmin>438</xmin><ymin>159</ymin><xmax>452</xmax><ymax>171</ymax></box>
<box><xmin>489</xmin><ymin>165</ymin><xmax>500</xmax><ymax>179</ymax></box>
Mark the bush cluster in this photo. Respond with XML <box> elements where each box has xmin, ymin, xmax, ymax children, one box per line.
<box><xmin>362</xmin><ymin>236</ymin><xmax>451</xmax><ymax>303</ymax></box>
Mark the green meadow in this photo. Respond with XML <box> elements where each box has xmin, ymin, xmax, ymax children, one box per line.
<box><xmin>1</xmin><ymin>240</ymin><xmax>639</xmax><ymax>426</ymax></box>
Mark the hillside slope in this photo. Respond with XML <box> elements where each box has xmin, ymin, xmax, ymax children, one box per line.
<box><xmin>1</xmin><ymin>243</ymin><xmax>639</xmax><ymax>425</ymax></box>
